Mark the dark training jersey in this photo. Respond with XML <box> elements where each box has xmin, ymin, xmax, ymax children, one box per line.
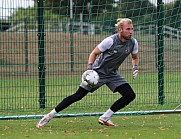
<box><xmin>80</xmin><ymin>34</ymin><xmax>139</xmax><ymax>92</ymax></box>
<box><xmin>93</xmin><ymin>34</ymin><xmax>138</xmax><ymax>76</ymax></box>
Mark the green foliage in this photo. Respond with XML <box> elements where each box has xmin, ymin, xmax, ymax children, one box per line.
<box><xmin>9</xmin><ymin>0</ymin><xmax>181</xmax><ymax>29</ymax></box>
<box><xmin>10</xmin><ymin>7</ymin><xmax>67</xmax><ymax>21</ymax></box>
<box><xmin>45</xmin><ymin>0</ymin><xmax>114</xmax><ymax>21</ymax></box>
<box><xmin>9</xmin><ymin>7</ymin><xmax>37</xmax><ymax>21</ymax></box>
<box><xmin>164</xmin><ymin>0</ymin><xmax>181</xmax><ymax>28</ymax></box>
<box><xmin>120</xmin><ymin>0</ymin><xmax>157</xmax><ymax>24</ymax></box>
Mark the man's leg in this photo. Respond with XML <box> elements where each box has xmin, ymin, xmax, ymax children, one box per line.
<box><xmin>110</xmin><ymin>83</ymin><xmax>136</xmax><ymax>112</ymax></box>
<box><xmin>36</xmin><ymin>87</ymin><xmax>89</xmax><ymax>128</ymax></box>
<box><xmin>99</xmin><ymin>83</ymin><xmax>136</xmax><ymax>126</ymax></box>
<box><xmin>54</xmin><ymin>86</ymin><xmax>89</xmax><ymax>112</ymax></box>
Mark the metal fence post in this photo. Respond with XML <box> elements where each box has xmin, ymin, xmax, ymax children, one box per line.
<box><xmin>157</xmin><ymin>0</ymin><xmax>164</xmax><ymax>105</ymax></box>
<box><xmin>70</xmin><ymin>0</ymin><xmax>74</xmax><ymax>72</ymax></box>
<box><xmin>37</xmin><ymin>0</ymin><xmax>46</xmax><ymax>108</ymax></box>
<box><xmin>24</xmin><ymin>17</ymin><xmax>28</xmax><ymax>72</ymax></box>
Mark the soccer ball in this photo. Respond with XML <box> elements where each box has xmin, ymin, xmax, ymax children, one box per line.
<box><xmin>81</xmin><ymin>70</ymin><xmax>100</xmax><ymax>87</ymax></box>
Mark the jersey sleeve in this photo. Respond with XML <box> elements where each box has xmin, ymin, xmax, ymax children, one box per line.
<box><xmin>132</xmin><ymin>38</ymin><xmax>139</xmax><ymax>54</ymax></box>
<box><xmin>97</xmin><ymin>37</ymin><xmax>113</xmax><ymax>52</ymax></box>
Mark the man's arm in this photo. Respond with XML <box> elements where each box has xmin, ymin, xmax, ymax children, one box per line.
<box><xmin>132</xmin><ymin>53</ymin><xmax>139</xmax><ymax>79</ymax></box>
<box><xmin>87</xmin><ymin>37</ymin><xmax>113</xmax><ymax>69</ymax></box>
<box><xmin>132</xmin><ymin>53</ymin><xmax>139</xmax><ymax>67</ymax></box>
<box><xmin>87</xmin><ymin>47</ymin><xmax>101</xmax><ymax>70</ymax></box>
<box><xmin>88</xmin><ymin>47</ymin><xmax>101</xmax><ymax>65</ymax></box>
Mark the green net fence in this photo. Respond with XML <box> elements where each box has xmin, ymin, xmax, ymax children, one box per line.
<box><xmin>0</xmin><ymin>0</ymin><xmax>180</xmax><ymax>118</ymax></box>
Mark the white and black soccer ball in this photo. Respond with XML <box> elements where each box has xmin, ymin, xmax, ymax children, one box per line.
<box><xmin>81</xmin><ymin>70</ymin><xmax>100</xmax><ymax>87</ymax></box>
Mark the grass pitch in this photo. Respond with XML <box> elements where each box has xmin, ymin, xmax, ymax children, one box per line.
<box><xmin>0</xmin><ymin>114</ymin><xmax>180</xmax><ymax>139</ymax></box>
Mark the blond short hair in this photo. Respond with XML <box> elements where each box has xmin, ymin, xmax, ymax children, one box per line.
<box><xmin>115</xmin><ymin>18</ymin><xmax>132</xmax><ymax>29</ymax></box>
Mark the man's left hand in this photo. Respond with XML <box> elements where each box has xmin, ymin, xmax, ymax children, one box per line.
<box><xmin>132</xmin><ymin>66</ymin><xmax>138</xmax><ymax>79</ymax></box>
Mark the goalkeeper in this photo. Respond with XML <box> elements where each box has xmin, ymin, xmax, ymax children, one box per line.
<box><xmin>36</xmin><ymin>18</ymin><xmax>139</xmax><ymax>128</ymax></box>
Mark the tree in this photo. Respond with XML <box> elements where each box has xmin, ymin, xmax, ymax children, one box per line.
<box><xmin>45</xmin><ymin>0</ymin><xmax>114</xmax><ymax>21</ymax></box>
<box><xmin>120</xmin><ymin>0</ymin><xmax>156</xmax><ymax>23</ymax></box>
<box><xmin>171</xmin><ymin>0</ymin><xmax>181</xmax><ymax>28</ymax></box>
<box><xmin>165</xmin><ymin>0</ymin><xmax>181</xmax><ymax>29</ymax></box>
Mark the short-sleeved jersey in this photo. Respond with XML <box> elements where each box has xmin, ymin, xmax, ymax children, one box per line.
<box><xmin>93</xmin><ymin>34</ymin><xmax>138</xmax><ymax>76</ymax></box>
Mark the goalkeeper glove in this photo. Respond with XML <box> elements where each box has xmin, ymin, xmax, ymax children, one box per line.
<box><xmin>132</xmin><ymin>65</ymin><xmax>138</xmax><ymax>79</ymax></box>
<box><xmin>87</xmin><ymin>64</ymin><xmax>93</xmax><ymax>70</ymax></box>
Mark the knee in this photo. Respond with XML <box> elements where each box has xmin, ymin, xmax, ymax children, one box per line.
<box><xmin>121</xmin><ymin>91</ymin><xmax>136</xmax><ymax>102</ymax></box>
<box><xmin>131</xmin><ymin>92</ymin><xmax>136</xmax><ymax>100</ymax></box>
<box><xmin>72</xmin><ymin>87</ymin><xmax>89</xmax><ymax>101</ymax></box>
<box><xmin>128</xmin><ymin>92</ymin><xmax>136</xmax><ymax>101</ymax></box>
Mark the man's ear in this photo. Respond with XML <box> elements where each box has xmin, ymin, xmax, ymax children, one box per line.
<box><xmin>118</xmin><ymin>28</ymin><xmax>122</xmax><ymax>32</ymax></box>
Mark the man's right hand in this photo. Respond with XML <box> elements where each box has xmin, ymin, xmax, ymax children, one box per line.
<box><xmin>87</xmin><ymin>64</ymin><xmax>93</xmax><ymax>70</ymax></box>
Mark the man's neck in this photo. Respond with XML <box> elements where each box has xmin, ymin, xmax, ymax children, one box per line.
<box><xmin>118</xmin><ymin>34</ymin><xmax>126</xmax><ymax>43</ymax></box>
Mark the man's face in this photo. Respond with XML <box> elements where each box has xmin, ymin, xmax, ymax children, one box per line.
<box><xmin>119</xmin><ymin>23</ymin><xmax>133</xmax><ymax>40</ymax></box>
